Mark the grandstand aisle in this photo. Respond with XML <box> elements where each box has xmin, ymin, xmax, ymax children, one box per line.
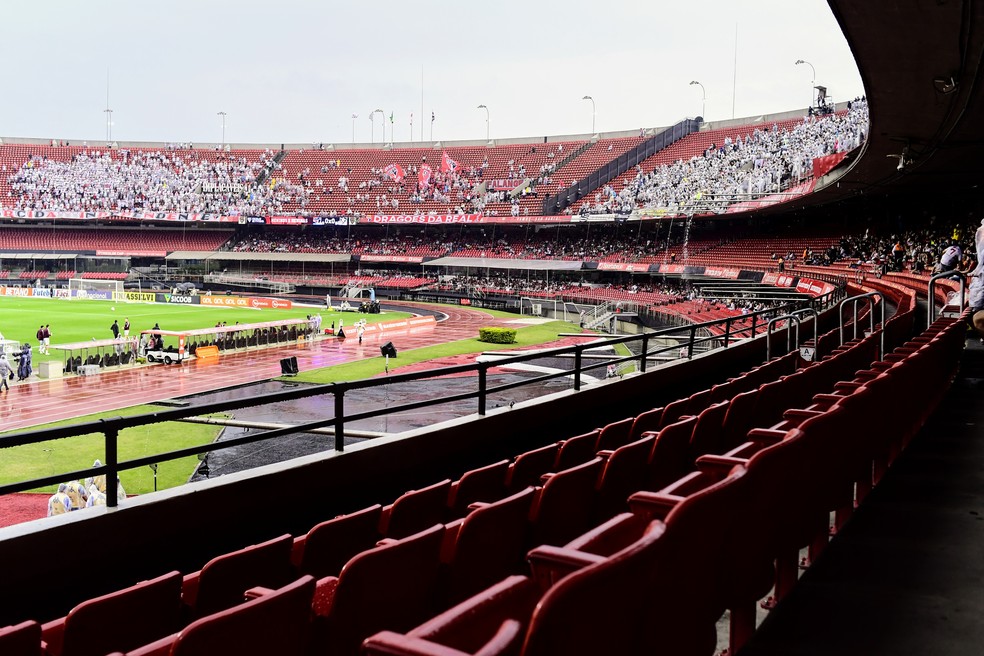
<box><xmin>740</xmin><ymin>340</ymin><xmax>984</xmax><ymax>655</ymax></box>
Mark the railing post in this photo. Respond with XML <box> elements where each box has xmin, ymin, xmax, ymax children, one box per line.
<box><xmin>478</xmin><ymin>365</ymin><xmax>487</xmax><ymax>415</ymax></box>
<box><xmin>105</xmin><ymin>425</ymin><xmax>119</xmax><ymax>508</ymax></box>
<box><xmin>723</xmin><ymin>317</ymin><xmax>732</xmax><ymax>348</ymax></box>
<box><xmin>687</xmin><ymin>325</ymin><xmax>696</xmax><ymax>359</ymax></box>
<box><xmin>573</xmin><ymin>346</ymin><xmax>582</xmax><ymax>391</ymax></box>
<box><xmin>640</xmin><ymin>333</ymin><xmax>649</xmax><ymax>373</ymax></box>
<box><xmin>334</xmin><ymin>388</ymin><xmax>345</xmax><ymax>451</ymax></box>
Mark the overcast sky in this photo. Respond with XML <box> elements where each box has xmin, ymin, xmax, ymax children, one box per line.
<box><xmin>1</xmin><ymin>0</ymin><xmax>864</xmax><ymax>146</ymax></box>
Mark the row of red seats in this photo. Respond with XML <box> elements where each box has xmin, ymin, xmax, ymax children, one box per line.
<box><xmin>360</xmin><ymin>306</ymin><xmax>961</xmax><ymax>656</ymax></box>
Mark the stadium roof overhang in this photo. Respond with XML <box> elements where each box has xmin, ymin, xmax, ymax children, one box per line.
<box><xmin>166</xmin><ymin>251</ymin><xmax>352</xmax><ymax>263</ymax></box>
<box><xmin>762</xmin><ymin>0</ymin><xmax>984</xmax><ymax>216</ymax></box>
<box><xmin>0</xmin><ymin>253</ymin><xmax>77</xmax><ymax>260</ymax></box>
<box><xmin>423</xmin><ymin>257</ymin><xmax>585</xmax><ymax>271</ymax></box>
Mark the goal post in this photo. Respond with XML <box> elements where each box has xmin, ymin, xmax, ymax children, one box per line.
<box><xmin>68</xmin><ymin>278</ymin><xmax>123</xmax><ymax>301</ymax></box>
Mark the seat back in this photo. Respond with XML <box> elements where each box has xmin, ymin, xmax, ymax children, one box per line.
<box><xmin>594</xmin><ymin>417</ymin><xmax>634</xmax><ymax>452</ymax></box>
<box><xmin>628</xmin><ymin>406</ymin><xmax>663</xmax><ymax>441</ymax></box>
<box><xmin>299</xmin><ymin>505</ymin><xmax>382</xmax><ymax>579</ymax></box>
<box><xmin>506</xmin><ymin>444</ymin><xmax>559</xmax><ymax>493</ymax></box>
<box><xmin>321</xmin><ymin>524</ymin><xmax>447</xmax><ymax>655</ymax></box>
<box><xmin>445</xmin><ymin>487</ymin><xmax>537</xmax><ymax>605</ymax></box>
<box><xmin>646</xmin><ymin>415</ymin><xmax>698</xmax><ymax>490</ymax></box>
<box><xmin>0</xmin><ymin>621</ymin><xmax>41</xmax><ymax>656</ymax></box>
<box><xmin>719</xmin><ymin>388</ymin><xmax>759</xmax><ymax>449</ymax></box>
<box><xmin>61</xmin><ymin>571</ymin><xmax>183</xmax><ymax>656</ymax></box>
<box><xmin>382</xmin><ymin>480</ymin><xmax>453</xmax><ymax>539</ymax></box>
<box><xmin>191</xmin><ymin>534</ymin><xmax>294</xmax><ymax>619</ymax></box>
<box><xmin>171</xmin><ymin>576</ymin><xmax>315</xmax><ymax>656</ymax></box>
<box><xmin>449</xmin><ymin>460</ymin><xmax>510</xmax><ymax>517</ymax></box>
<box><xmin>595</xmin><ymin>436</ymin><xmax>657</xmax><ymax>519</ymax></box>
<box><xmin>553</xmin><ymin>430</ymin><xmax>600</xmax><ymax>471</ymax></box>
<box><xmin>529</xmin><ymin>458</ymin><xmax>605</xmax><ymax>547</ymax></box>
<box><xmin>688</xmin><ymin>400</ymin><xmax>730</xmax><ymax>459</ymax></box>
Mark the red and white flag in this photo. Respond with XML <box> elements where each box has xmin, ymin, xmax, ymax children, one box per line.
<box><xmin>418</xmin><ymin>164</ymin><xmax>433</xmax><ymax>189</ymax></box>
<box><xmin>440</xmin><ymin>150</ymin><xmax>458</xmax><ymax>174</ymax></box>
<box><xmin>384</xmin><ymin>163</ymin><xmax>405</xmax><ymax>183</ymax></box>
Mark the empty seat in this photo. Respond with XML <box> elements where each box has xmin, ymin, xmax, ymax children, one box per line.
<box><xmin>42</xmin><ymin>571</ymin><xmax>183</xmax><ymax>656</ymax></box>
<box><xmin>312</xmin><ymin>524</ymin><xmax>447</xmax><ymax>655</ymax></box>
<box><xmin>126</xmin><ymin>575</ymin><xmax>316</xmax><ymax>656</ymax></box>
<box><xmin>0</xmin><ymin>620</ymin><xmax>41</xmax><ymax>656</ymax></box>
<box><xmin>447</xmin><ymin>460</ymin><xmax>510</xmax><ymax>517</ymax></box>
<box><xmin>182</xmin><ymin>534</ymin><xmax>294</xmax><ymax>620</ymax></box>
<box><xmin>380</xmin><ymin>479</ymin><xmax>452</xmax><ymax>539</ymax></box>
<box><xmin>553</xmin><ymin>430</ymin><xmax>600</xmax><ymax>471</ymax></box>
<box><xmin>442</xmin><ymin>487</ymin><xmax>537</xmax><ymax>605</ymax></box>
<box><xmin>529</xmin><ymin>458</ymin><xmax>605</xmax><ymax>548</ymax></box>
<box><xmin>505</xmin><ymin>444</ymin><xmax>559</xmax><ymax>493</ymax></box>
<box><xmin>294</xmin><ymin>505</ymin><xmax>382</xmax><ymax>579</ymax></box>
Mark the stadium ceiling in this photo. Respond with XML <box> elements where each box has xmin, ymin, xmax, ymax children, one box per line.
<box><xmin>810</xmin><ymin>1</ymin><xmax>984</xmax><ymax>204</ymax></box>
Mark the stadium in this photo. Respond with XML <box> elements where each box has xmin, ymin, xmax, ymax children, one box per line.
<box><xmin>1</xmin><ymin>1</ymin><xmax>983</xmax><ymax>655</ymax></box>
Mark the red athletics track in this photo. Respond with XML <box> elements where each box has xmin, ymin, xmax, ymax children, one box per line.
<box><xmin>0</xmin><ymin>303</ymin><xmax>521</xmax><ymax>434</ymax></box>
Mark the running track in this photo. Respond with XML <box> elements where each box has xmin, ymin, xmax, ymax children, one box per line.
<box><xmin>0</xmin><ymin>304</ymin><xmax>521</xmax><ymax>433</ymax></box>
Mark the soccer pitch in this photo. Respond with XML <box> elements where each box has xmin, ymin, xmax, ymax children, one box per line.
<box><xmin>0</xmin><ymin>297</ymin><xmax>409</xmax><ymax>363</ymax></box>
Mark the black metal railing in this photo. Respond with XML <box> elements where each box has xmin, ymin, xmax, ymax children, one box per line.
<box><xmin>0</xmin><ymin>287</ymin><xmax>842</xmax><ymax>506</ymax></box>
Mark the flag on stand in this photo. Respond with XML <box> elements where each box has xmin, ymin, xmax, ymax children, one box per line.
<box><xmin>440</xmin><ymin>150</ymin><xmax>459</xmax><ymax>174</ymax></box>
<box><xmin>384</xmin><ymin>163</ymin><xmax>405</xmax><ymax>183</ymax></box>
<box><xmin>418</xmin><ymin>163</ymin><xmax>433</xmax><ymax>189</ymax></box>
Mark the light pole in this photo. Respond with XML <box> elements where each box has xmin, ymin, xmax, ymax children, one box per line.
<box><xmin>103</xmin><ymin>108</ymin><xmax>113</xmax><ymax>143</ymax></box>
<box><xmin>689</xmin><ymin>81</ymin><xmax>706</xmax><ymax>119</ymax></box>
<box><xmin>217</xmin><ymin>111</ymin><xmax>227</xmax><ymax>147</ymax></box>
<box><xmin>373</xmin><ymin>109</ymin><xmax>385</xmax><ymax>144</ymax></box>
<box><xmin>795</xmin><ymin>60</ymin><xmax>816</xmax><ymax>107</ymax></box>
<box><xmin>351</xmin><ymin>113</ymin><xmax>358</xmax><ymax>142</ymax></box>
<box><xmin>477</xmin><ymin>104</ymin><xmax>489</xmax><ymax>141</ymax></box>
<box><xmin>582</xmin><ymin>95</ymin><xmax>595</xmax><ymax>134</ymax></box>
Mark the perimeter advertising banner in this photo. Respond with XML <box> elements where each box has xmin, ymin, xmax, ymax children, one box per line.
<box><xmin>156</xmin><ymin>293</ymin><xmax>201</xmax><ymax>305</ymax></box>
<box><xmin>199</xmin><ymin>295</ymin><xmax>293</xmax><ymax>309</ymax></box>
<box><xmin>0</xmin><ymin>286</ymin><xmax>111</xmax><ymax>300</ymax></box>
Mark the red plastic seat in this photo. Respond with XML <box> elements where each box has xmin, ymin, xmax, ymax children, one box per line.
<box><xmin>505</xmin><ymin>444</ymin><xmax>559</xmax><ymax>493</ymax></box>
<box><xmin>380</xmin><ymin>479</ymin><xmax>453</xmax><ymax>539</ymax></box>
<box><xmin>0</xmin><ymin>621</ymin><xmax>41</xmax><ymax>656</ymax></box>
<box><xmin>447</xmin><ymin>460</ymin><xmax>510</xmax><ymax>517</ymax></box>
<box><xmin>294</xmin><ymin>504</ymin><xmax>382</xmax><ymax>579</ymax></box>
<box><xmin>553</xmin><ymin>430</ymin><xmax>600</xmax><ymax>471</ymax></box>
<box><xmin>442</xmin><ymin>487</ymin><xmax>537</xmax><ymax>605</ymax></box>
<box><xmin>181</xmin><ymin>534</ymin><xmax>294</xmax><ymax>620</ymax></box>
<box><xmin>528</xmin><ymin>457</ymin><xmax>605</xmax><ymax>548</ymax></box>
<box><xmin>126</xmin><ymin>575</ymin><xmax>316</xmax><ymax>656</ymax></box>
<box><xmin>42</xmin><ymin>571</ymin><xmax>183</xmax><ymax>656</ymax></box>
<box><xmin>311</xmin><ymin>524</ymin><xmax>447</xmax><ymax>655</ymax></box>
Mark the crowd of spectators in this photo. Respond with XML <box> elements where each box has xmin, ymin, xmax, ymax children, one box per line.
<box><xmin>6</xmin><ymin>148</ymin><xmax>308</xmax><ymax>216</ymax></box>
<box><xmin>578</xmin><ymin>99</ymin><xmax>869</xmax><ymax>216</ymax></box>
<box><xmin>226</xmin><ymin>226</ymin><xmax>694</xmax><ymax>262</ymax></box>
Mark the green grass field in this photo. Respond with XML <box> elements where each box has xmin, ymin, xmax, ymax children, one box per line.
<box><xmin>0</xmin><ymin>297</ymin><xmax>409</xmax><ymax>363</ymax></box>
<box><xmin>0</xmin><ymin>406</ymin><xmax>225</xmax><ymax>494</ymax></box>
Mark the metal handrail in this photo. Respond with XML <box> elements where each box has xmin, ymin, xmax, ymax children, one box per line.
<box><xmin>839</xmin><ymin>291</ymin><xmax>885</xmax><ymax>360</ymax></box>
<box><xmin>927</xmin><ymin>271</ymin><xmax>966</xmax><ymax>328</ymax></box>
<box><xmin>766</xmin><ymin>314</ymin><xmax>802</xmax><ymax>361</ymax></box>
<box><xmin>790</xmin><ymin>307</ymin><xmax>821</xmax><ymax>360</ymax></box>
